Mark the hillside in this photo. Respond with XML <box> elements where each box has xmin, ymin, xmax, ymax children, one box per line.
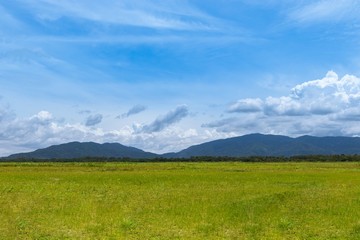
<box><xmin>6</xmin><ymin>142</ymin><xmax>158</xmax><ymax>159</ymax></box>
<box><xmin>169</xmin><ymin>134</ymin><xmax>360</xmax><ymax>158</ymax></box>
<box><xmin>4</xmin><ymin>134</ymin><xmax>360</xmax><ymax>159</ymax></box>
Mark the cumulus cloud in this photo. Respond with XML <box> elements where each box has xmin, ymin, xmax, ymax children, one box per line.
<box><xmin>0</xmin><ymin>110</ymin><xmax>59</xmax><ymax>154</ymax></box>
<box><xmin>0</xmin><ymin>97</ymin><xmax>233</xmax><ymax>157</ymax></box>
<box><xmin>119</xmin><ymin>104</ymin><xmax>147</xmax><ymax>118</ymax></box>
<box><xmin>0</xmin><ymin>102</ymin><xmax>14</xmax><ymax>123</ymax></box>
<box><xmin>85</xmin><ymin>114</ymin><xmax>103</xmax><ymax>126</ymax></box>
<box><xmin>202</xmin><ymin>115</ymin><xmax>267</xmax><ymax>134</ymax></box>
<box><xmin>0</xmin><ymin>99</ymin><xmax>206</xmax><ymax>156</ymax></box>
<box><xmin>228</xmin><ymin>98</ymin><xmax>263</xmax><ymax>113</ymax></box>
<box><xmin>227</xmin><ymin>71</ymin><xmax>359</xmax><ymax>117</ymax></box>
<box><xmin>140</xmin><ymin>105</ymin><xmax>189</xmax><ymax>133</ymax></box>
<box><xmin>333</xmin><ymin>108</ymin><xmax>360</xmax><ymax>121</ymax></box>
<box><xmin>0</xmin><ymin>107</ymin><xmax>225</xmax><ymax>156</ymax></box>
<box><xmin>30</xmin><ymin>110</ymin><xmax>53</xmax><ymax>123</ymax></box>
<box><xmin>4</xmin><ymin>71</ymin><xmax>360</xmax><ymax>157</ymax></box>
<box><xmin>206</xmin><ymin>71</ymin><xmax>360</xmax><ymax>137</ymax></box>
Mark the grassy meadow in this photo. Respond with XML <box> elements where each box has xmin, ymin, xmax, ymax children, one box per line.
<box><xmin>1</xmin><ymin>162</ymin><xmax>360</xmax><ymax>239</ymax></box>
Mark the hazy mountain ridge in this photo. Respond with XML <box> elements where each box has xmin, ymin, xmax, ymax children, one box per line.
<box><xmin>4</xmin><ymin>134</ymin><xmax>360</xmax><ymax>159</ymax></box>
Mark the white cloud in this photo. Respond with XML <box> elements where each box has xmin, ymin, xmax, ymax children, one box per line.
<box><xmin>264</xmin><ymin>96</ymin><xmax>305</xmax><ymax>116</ymax></box>
<box><xmin>205</xmin><ymin>71</ymin><xmax>360</xmax><ymax>137</ymax></box>
<box><xmin>0</xmin><ymin>102</ymin><xmax>14</xmax><ymax>123</ymax></box>
<box><xmin>333</xmin><ymin>108</ymin><xmax>360</xmax><ymax>121</ymax></box>
<box><xmin>31</xmin><ymin>110</ymin><xmax>53</xmax><ymax>122</ymax></box>
<box><xmin>289</xmin><ymin>0</ymin><xmax>360</xmax><ymax>24</ymax></box>
<box><xmin>0</xmin><ymin>101</ymin><xmax>220</xmax><ymax>156</ymax></box>
<box><xmin>11</xmin><ymin>0</ymin><xmax>217</xmax><ymax>31</ymax></box>
<box><xmin>4</xmin><ymin>71</ymin><xmax>360</xmax><ymax>157</ymax></box>
<box><xmin>228</xmin><ymin>98</ymin><xmax>263</xmax><ymax>113</ymax></box>
<box><xmin>227</xmin><ymin>72</ymin><xmax>351</xmax><ymax>117</ymax></box>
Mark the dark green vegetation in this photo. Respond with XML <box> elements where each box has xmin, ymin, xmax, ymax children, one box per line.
<box><xmin>3</xmin><ymin>154</ymin><xmax>360</xmax><ymax>163</ymax></box>
<box><xmin>6</xmin><ymin>134</ymin><xmax>360</xmax><ymax>159</ymax></box>
<box><xmin>1</xmin><ymin>162</ymin><xmax>360</xmax><ymax>239</ymax></box>
<box><xmin>6</xmin><ymin>142</ymin><xmax>157</xmax><ymax>159</ymax></box>
<box><xmin>169</xmin><ymin>134</ymin><xmax>360</xmax><ymax>158</ymax></box>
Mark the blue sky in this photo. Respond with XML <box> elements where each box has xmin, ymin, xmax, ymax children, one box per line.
<box><xmin>1</xmin><ymin>0</ymin><xmax>360</xmax><ymax>156</ymax></box>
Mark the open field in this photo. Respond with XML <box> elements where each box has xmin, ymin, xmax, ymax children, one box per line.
<box><xmin>1</xmin><ymin>162</ymin><xmax>360</xmax><ymax>239</ymax></box>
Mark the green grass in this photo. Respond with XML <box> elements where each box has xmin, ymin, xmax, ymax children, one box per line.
<box><xmin>1</xmin><ymin>162</ymin><xmax>360</xmax><ymax>239</ymax></box>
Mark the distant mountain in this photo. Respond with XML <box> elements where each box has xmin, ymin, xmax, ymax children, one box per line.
<box><xmin>5</xmin><ymin>142</ymin><xmax>158</xmax><ymax>159</ymax></box>
<box><xmin>4</xmin><ymin>134</ymin><xmax>360</xmax><ymax>160</ymax></box>
<box><xmin>168</xmin><ymin>133</ymin><xmax>360</xmax><ymax>158</ymax></box>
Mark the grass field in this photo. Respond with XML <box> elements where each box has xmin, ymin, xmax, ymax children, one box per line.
<box><xmin>1</xmin><ymin>162</ymin><xmax>360</xmax><ymax>239</ymax></box>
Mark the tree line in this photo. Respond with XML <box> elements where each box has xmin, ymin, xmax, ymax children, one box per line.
<box><xmin>2</xmin><ymin>154</ymin><xmax>360</xmax><ymax>162</ymax></box>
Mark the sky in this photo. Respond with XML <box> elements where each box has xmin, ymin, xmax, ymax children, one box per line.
<box><xmin>1</xmin><ymin>0</ymin><xmax>360</xmax><ymax>156</ymax></box>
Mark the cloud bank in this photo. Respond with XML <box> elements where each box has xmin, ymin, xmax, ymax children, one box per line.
<box><xmin>204</xmin><ymin>71</ymin><xmax>360</xmax><ymax>136</ymax></box>
<box><xmin>0</xmin><ymin>102</ymin><xmax>202</xmax><ymax>156</ymax></box>
<box><xmin>3</xmin><ymin>72</ymin><xmax>360</xmax><ymax>157</ymax></box>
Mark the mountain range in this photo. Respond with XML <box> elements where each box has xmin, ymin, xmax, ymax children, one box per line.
<box><xmin>4</xmin><ymin>133</ymin><xmax>360</xmax><ymax>159</ymax></box>
<box><xmin>6</xmin><ymin>142</ymin><xmax>158</xmax><ymax>159</ymax></box>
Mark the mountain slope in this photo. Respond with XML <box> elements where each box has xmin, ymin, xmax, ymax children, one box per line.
<box><xmin>4</xmin><ymin>134</ymin><xmax>360</xmax><ymax>159</ymax></box>
<box><xmin>6</xmin><ymin>142</ymin><xmax>158</xmax><ymax>159</ymax></box>
<box><xmin>170</xmin><ymin>134</ymin><xmax>360</xmax><ymax>157</ymax></box>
